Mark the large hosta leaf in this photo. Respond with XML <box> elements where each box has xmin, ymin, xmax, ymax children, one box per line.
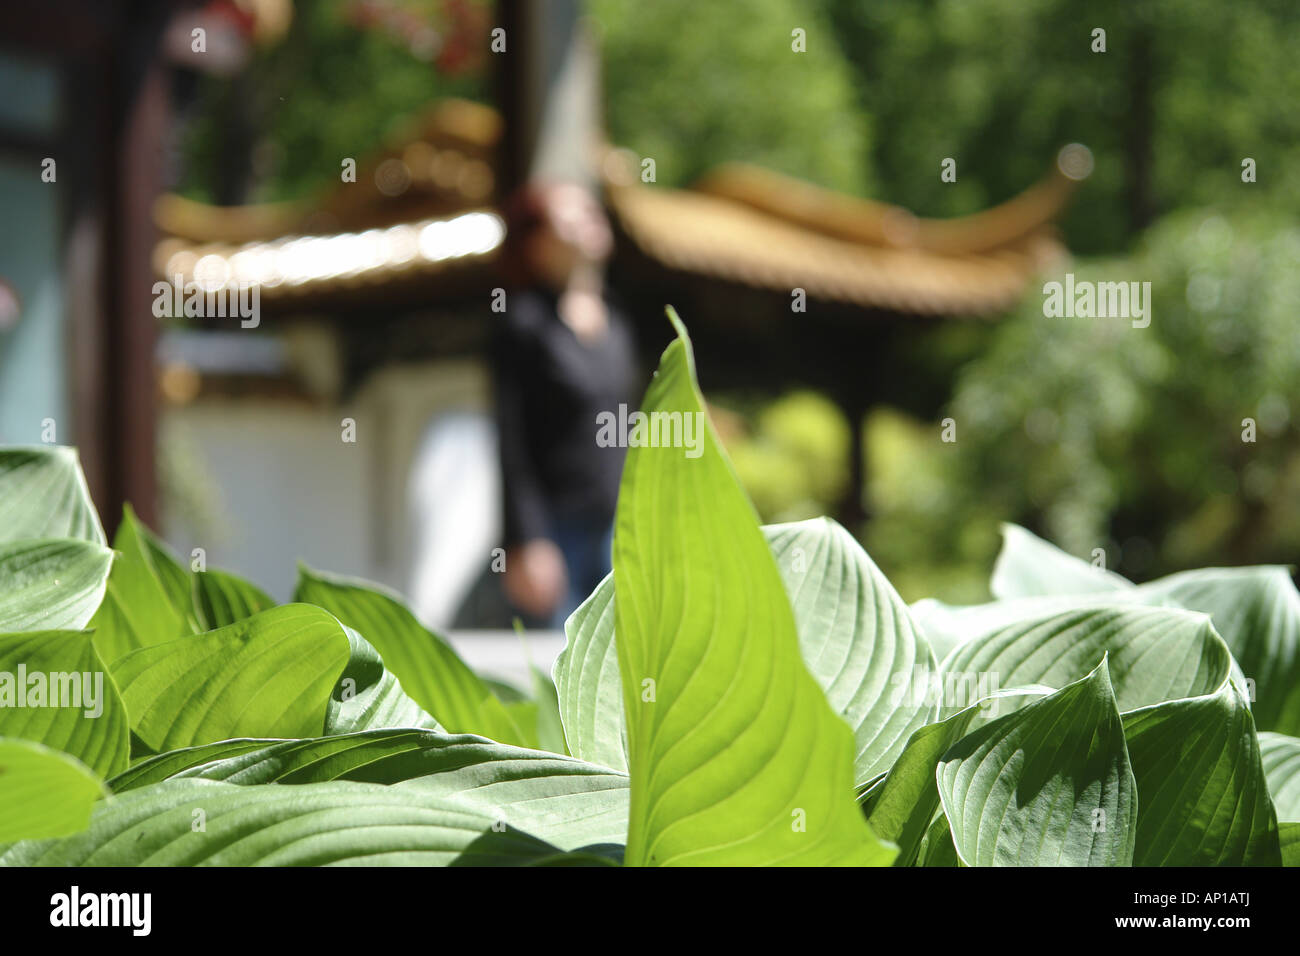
<box><xmin>985</xmin><ymin>528</ymin><xmax>1300</xmax><ymax>735</ymax></box>
<box><xmin>88</xmin><ymin>505</ymin><xmax>195</xmax><ymax>665</ymax></box>
<box><xmin>555</xmin><ymin>517</ymin><xmax>938</xmax><ymax>785</ymax></box>
<box><xmin>1137</xmin><ymin>568</ymin><xmax>1300</xmax><ymax>734</ymax></box>
<box><xmin>1258</xmin><ymin>732</ymin><xmax>1300</xmax><ymax>821</ymax></box>
<box><xmin>0</xmin><ymin>779</ymin><xmax>592</xmax><ymax>866</ymax></box>
<box><xmin>1122</xmin><ymin>681</ymin><xmax>1280</xmax><ymax>865</ymax></box>
<box><xmin>937</xmin><ymin>659</ymin><xmax>1137</xmax><ymax>866</ymax></box>
<box><xmin>863</xmin><ymin>687</ymin><xmax>1045</xmax><ymax>866</ymax></box>
<box><xmin>991</xmin><ymin>524</ymin><xmax>1135</xmax><ymax>600</ymax></box>
<box><xmin>295</xmin><ymin>566</ymin><xmax>524</xmax><ymax>745</ymax></box>
<box><xmin>0</xmin><ymin>738</ymin><xmax>103</xmax><ymax>842</ymax></box>
<box><xmin>612</xmin><ymin>312</ymin><xmax>892</xmax><ymax>866</ymax></box>
<box><xmin>0</xmin><ymin>447</ymin><xmax>104</xmax><ymax>545</ymax></box>
<box><xmin>111</xmin><ymin>603</ymin><xmax>434</xmax><ymax>752</ymax></box>
<box><xmin>911</xmin><ymin>592</ymin><xmax>1146</xmax><ymax>660</ymax></box>
<box><xmin>0</xmin><ymin>631</ymin><xmax>129</xmax><ymax>777</ymax></box>
<box><xmin>766</xmin><ymin>518</ymin><xmax>937</xmax><ymax>782</ymax></box>
<box><xmin>940</xmin><ymin>605</ymin><xmax>1232</xmax><ymax>716</ymax></box>
<box><xmin>112</xmin><ymin>729</ymin><xmax>628</xmax><ymax>849</ymax></box>
<box><xmin>0</xmin><ymin>539</ymin><xmax>113</xmax><ymax>632</ymax></box>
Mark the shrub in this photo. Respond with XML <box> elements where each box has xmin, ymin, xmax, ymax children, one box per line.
<box><xmin>0</xmin><ymin>313</ymin><xmax>1296</xmax><ymax>866</ymax></box>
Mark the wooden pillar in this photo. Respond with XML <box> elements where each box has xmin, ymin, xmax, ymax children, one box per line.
<box><xmin>102</xmin><ymin>3</ymin><xmax>171</xmax><ymax>531</ymax></box>
<box><xmin>495</xmin><ymin>0</ymin><xmax>601</xmax><ymax>193</ymax></box>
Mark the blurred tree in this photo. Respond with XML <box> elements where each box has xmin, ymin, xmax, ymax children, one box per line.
<box><xmin>865</xmin><ymin>203</ymin><xmax>1300</xmax><ymax>601</ymax></box>
<box><xmin>178</xmin><ymin>0</ymin><xmax>490</xmax><ymax>204</ymax></box>
<box><xmin>588</xmin><ymin>0</ymin><xmax>873</xmax><ymax>194</ymax></box>
<box><xmin>819</xmin><ymin>0</ymin><xmax>1300</xmax><ymax>253</ymax></box>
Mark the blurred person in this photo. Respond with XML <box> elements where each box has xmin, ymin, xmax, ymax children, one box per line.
<box><xmin>493</xmin><ymin>181</ymin><xmax>639</xmax><ymax>628</ymax></box>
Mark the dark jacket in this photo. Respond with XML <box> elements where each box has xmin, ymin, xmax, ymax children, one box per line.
<box><xmin>492</xmin><ymin>289</ymin><xmax>639</xmax><ymax>547</ymax></box>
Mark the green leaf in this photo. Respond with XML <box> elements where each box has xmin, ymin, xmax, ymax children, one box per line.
<box><xmin>1122</xmin><ymin>681</ymin><xmax>1280</xmax><ymax>865</ymax></box>
<box><xmin>294</xmin><ymin>565</ymin><xmax>525</xmax><ymax>745</ymax></box>
<box><xmin>911</xmin><ymin>592</ymin><xmax>1145</xmax><ymax>660</ymax></box>
<box><xmin>937</xmin><ymin>659</ymin><xmax>1137</xmax><ymax>866</ymax></box>
<box><xmin>111</xmin><ymin>603</ymin><xmax>434</xmax><ymax>751</ymax></box>
<box><xmin>612</xmin><ymin>311</ymin><xmax>893</xmax><ymax>866</ymax></box>
<box><xmin>1136</xmin><ymin>567</ymin><xmax>1300</xmax><ymax>734</ymax></box>
<box><xmin>323</xmin><ymin>625</ymin><xmax>441</xmax><ymax>735</ymax></box>
<box><xmin>940</xmin><ymin>605</ymin><xmax>1233</xmax><ymax>716</ymax></box>
<box><xmin>917</xmin><ymin>813</ymin><xmax>961</xmax><ymax>867</ymax></box>
<box><xmin>0</xmin><ymin>738</ymin><xmax>103</xmax><ymax>843</ymax></box>
<box><xmin>501</xmin><ymin>700</ymin><xmax>541</xmax><ymax>749</ymax></box>
<box><xmin>554</xmin><ymin>572</ymin><xmax>625</xmax><ymax>769</ymax></box>
<box><xmin>979</xmin><ymin>529</ymin><xmax>1300</xmax><ymax>734</ymax></box>
<box><xmin>0</xmin><ymin>447</ymin><xmax>104</xmax><ymax>545</ymax></box>
<box><xmin>88</xmin><ymin>505</ymin><xmax>195</xmax><ymax>665</ymax></box>
<box><xmin>0</xmin><ymin>539</ymin><xmax>113</xmax><ymax>632</ymax></box>
<box><xmin>0</xmin><ymin>631</ymin><xmax>129</xmax><ymax>777</ymax></box>
<box><xmin>530</xmin><ymin>664</ymin><xmax>569</xmax><ymax>756</ymax></box>
<box><xmin>991</xmin><ymin>524</ymin><xmax>1135</xmax><ymax>600</ymax></box>
<box><xmin>1258</xmin><ymin>732</ymin><xmax>1300</xmax><ymax>822</ymax></box>
<box><xmin>110</xmin><ymin>729</ymin><xmax>629</xmax><ymax>850</ymax></box>
<box><xmin>1281</xmin><ymin>823</ymin><xmax>1300</xmax><ymax>866</ymax></box>
<box><xmin>192</xmin><ymin>567</ymin><xmax>275</xmax><ymax>629</ymax></box>
<box><xmin>0</xmin><ymin>778</ymin><xmax>576</xmax><ymax>866</ymax></box>
<box><xmin>865</xmin><ymin>703</ymin><xmax>985</xmax><ymax>866</ymax></box>
<box><xmin>108</xmin><ymin>738</ymin><xmax>285</xmax><ymax>792</ymax></box>
<box><xmin>765</xmin><ymin>517</ymin><xmax>938</xmax><ymax>783</ymax></box>
<box><xmin>556</xmin><ymin>518</ymin><xmax>939</xmax><ymax>785</ymax></box>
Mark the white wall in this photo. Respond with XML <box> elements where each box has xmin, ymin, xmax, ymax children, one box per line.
<box><xmin>160</xmin><ymin>359</ymin><xmax>499</xmax><ymax>619</ymax></box>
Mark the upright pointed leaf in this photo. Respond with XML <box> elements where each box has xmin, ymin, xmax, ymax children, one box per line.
<box><xmin>613</xmin><ymin>311</ymin><xmax>892</xmax><ymax>866</ymax></box>
<box><xmin>937</xmin><ymin>660</ymin><xmax>1137</xmax><ymax>866</ymax></box>
<box><xmin>556</xmin><ymin>517</ymin><xmax>938</xmax><ymax>785</ymax></box>
<box><xmin>0</xmin><ymin>447</ymin><xmax>104</xmax><ymax>545</ymax></box>
<box><xmin>0</xmin><ymin>539</ymin><xmax>113</xmax><ymax>632</ymax></box>
<box><xmin>0</xmin><ymin>631</ymin><xmax>129</xmax><ymax>777</ymax></box>
<box><xmin>1122</xmin><ymin>681</ymin><xmax>1280</xmax><ymax>865</ymax></box>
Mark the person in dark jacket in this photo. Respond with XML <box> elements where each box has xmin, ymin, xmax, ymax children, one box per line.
<box><xmin>492</xmin><ymin>181</ymin><xmax>639</xmax><ymax>627</ymax></box>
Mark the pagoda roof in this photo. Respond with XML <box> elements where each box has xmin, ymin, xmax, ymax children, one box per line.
<box><xmin>151</xmin><ymin>99</ymin><xmax>1088</xmax><ymax>316</ymax></box>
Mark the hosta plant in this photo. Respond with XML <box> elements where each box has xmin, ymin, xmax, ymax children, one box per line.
<box><xmin>1</xmin><ymin>310</ymin><xmax>1297</xmax><ymax>866</ymax></box>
